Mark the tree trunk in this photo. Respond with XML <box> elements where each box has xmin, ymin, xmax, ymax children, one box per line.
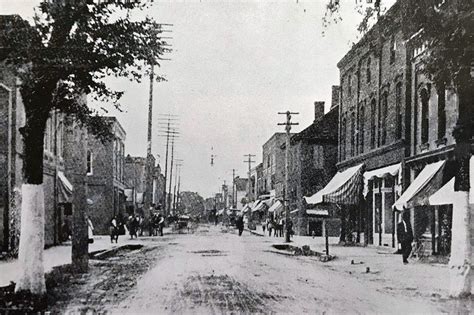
<box><xmin>67</xmin><ymin>119</ymin><xmax>89</xmax><ymax>273</ymax></box>
<box><xmin>449</xmin><ymin>71</ymin><xmax>473</xmax><ymax>297</ymax></box>
<box><xmin>15</xmin><ymin>115</ymin><xmax>48</xmax><ymax>294</ymax></box>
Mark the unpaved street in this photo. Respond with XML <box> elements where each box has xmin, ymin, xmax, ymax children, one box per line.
<box><xmin>108</xmin><ymin>225</ymin><xmax>467</xmax><ymax>314</ymax></box>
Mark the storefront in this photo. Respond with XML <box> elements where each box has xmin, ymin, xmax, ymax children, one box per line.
<box><xmin>363</xmin><ymin>163</ymin><xmax>401</xmax><ymax>247</ymax></box>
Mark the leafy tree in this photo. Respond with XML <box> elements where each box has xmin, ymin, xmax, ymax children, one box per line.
<box><xmin>325</xmin><ymin>0</ymin><xmax>473</xmax><ymax>297</ymax></box>
<box><xmin>0</xmin><ymin>0</ymin><xmax>169</xmax><ymax>296</ymax></box>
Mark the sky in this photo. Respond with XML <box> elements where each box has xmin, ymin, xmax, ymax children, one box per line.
<box><xmin>0</xmin><ymin>0</ymin><xmax>395</xmax><ymax>198</ymax></box>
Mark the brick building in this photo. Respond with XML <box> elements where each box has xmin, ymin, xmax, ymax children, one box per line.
<box><xmin>0</xmin><ymin>67</ymin><xmax>85</xmax><ymax>253</ymax></box>
<box><xmin>86</xmin><ymin>117</ymin><xmax>126</xmax><ymax>235</ymax></box>
<box><xmin>286</xmin><ymin>97</ymin><xmax>340</xmax><ymax>236</ymax></box>
<box><xmin>332</xmin><ymin>0</ymin><xmax>472</xmax><ymax>254</ymax></box>
<box><xmin>262</xmin><ymin>133</ymin><xmax>289</xmax><ymax>199</ymax></box>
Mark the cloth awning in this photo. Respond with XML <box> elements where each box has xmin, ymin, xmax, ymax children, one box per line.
<box><xmin>304</xmin><ymin>164</ymin><xmax>364</xmax><ymax>205</ymax></box>
<box><xmin>363</xmin><ymin>163</ymin><xmax>401</xmax><ymax>196</ymax></box>
<box><xmin>428</xmin><ymin>157</ymin><xmax>474</xmax><ymax>205</ymax></box>
<box><xmin>268</xmin><ymin>200</ymin><xmax>283</xmax><ymax>213</ymax></box>
<box><xmin>263</xmin><ymin>198</ymin><xmax>274</xmax><ymax>207</ymax></box>
<box><xmin>252</xmin><ymin>200</ymin><xmax>266</xmax><ymax>212</ymax></box>
<box><xmin>242</xmin><ymin>204</ymin><xmax>251</xmax><ymax>214</ymax></box>
<box><xmin>58</xmin><ymin>171</ymin><xmax>73</xmax><ymax>203</ymax></box>
<box><xmin>429</xmin><ymin>177</ymin><xmax>454</xmax><ymax>206</ymax></box>
<box><xmin>393</xmin><ymin>160</ymin><xmax>445</xmax><ymax>210</ymax></box>
<box><xmin>306</xmin><ymin>209</ymin><xmax>329</xmax><ymax>216</ymax></box>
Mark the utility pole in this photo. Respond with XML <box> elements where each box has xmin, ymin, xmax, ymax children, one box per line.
<box><xmin>278</xmin><ymin>110</ymin><xmax>299</xmax><ymax>243</ymax></box>
<box><xmin>243</xmin><ymin>154</ymin><xmax>256</xmax><ymax>202</ymax></box>
<box><xmin>157</xmin><ymin>115</ymin><xmax>179</xmax><ymax>218</ymax></box>
<box><xmin>232</xmin><ymin>169</ymin><xmax>236</xmax><ymax>208</ymax></box>
<box><xmin>176</xmin><ymin>162</ymin><xmax>183</xmax><ymax>213</ymax></box>
<box><xmin>243</xmin><ymin>154</ymin><xmax>256</xmax><ymax>226</ymax></box>
<box><xmin>144</xmin><ymin>63</ymin><xmax>155</xmax><ymax>214</ymax></box>
<box><xmin>173</xmin><ymin>160</ymin><xmax>183</xmax><ymax>213</ymax></box>
<box><xmin>168</xmin><ymin>137</ymin><xmax>176</xmax><ymax>216</ymax></box>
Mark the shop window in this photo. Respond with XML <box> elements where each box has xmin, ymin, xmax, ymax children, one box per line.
<box><xmin>420</xmin><ymin>88</ymin><xmax>430</xmax><ymax>144</ymax></box>
<box><xmin>374</xmin><ymin>193</ymin><xmax>382</xmax><ymax>234</ymax></box>
<box><xmin>384</xmin><ymin>192</ymin><xmax>395</xmax><ymax>234</ymax></box>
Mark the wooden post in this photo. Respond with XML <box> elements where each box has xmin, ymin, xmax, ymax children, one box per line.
<box><xmin>325</xmin><ymin>219</ymin><xmax>329</xmax><ymax>256</ymax></box>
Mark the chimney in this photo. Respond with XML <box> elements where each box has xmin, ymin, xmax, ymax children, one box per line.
<box><xmin>331</xmin><ymin>85</ymin><xmax>341</xmax><ymax>109</ymax></box>
<box><xmin>314</xmin><ymin>101</ymin><xmax>325</xmax><ymax>122</ymax></box>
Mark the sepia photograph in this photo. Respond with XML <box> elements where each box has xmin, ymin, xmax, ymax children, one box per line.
<box><xmin>0</xmin><ymin>0</ymin><xmax>473</xmax><ymax>313</ymax></box>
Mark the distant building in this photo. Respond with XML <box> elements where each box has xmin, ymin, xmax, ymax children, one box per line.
<box><xmin>234</xmin><ymin>177</ymin><xmax>248</xmax><ymax>210</ymax></box>
<box><xmin>286</xmin><ymin>98</ymin><xmax>340</xmax><ymax>236</ymax></box>
<box><xmin>86</xmin><ymin>117</ymin><xmax>126</xmax><ymax>235</ymax></box>
<box><xmin>262</xmin><ymin>133</ymin><xmax>289</xmax><ymax>199</ymax></box>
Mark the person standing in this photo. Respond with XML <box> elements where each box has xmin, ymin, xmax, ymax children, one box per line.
<box><xmin>158</xmin><ymin>214</ymin><xmax>165</xmax><ymax>236</ymax></box>
<box><xmin>236</xmin><ymin>214</ymin><xmax>244</xmax><ymax>236</ymax></box>
<box><xmin>110</xmin><ymin>216</ymin><xmax>119</xmax><ymax>243</ymax></box>
<box><xmin>397</xmin><ymin>210</ymin><xmax>414</xmax><ymax>264</ymax></box>
<box><xmin>267</xmin><ymin>220</ymin><xmax>273</xmax><ymax>237</ymax></box>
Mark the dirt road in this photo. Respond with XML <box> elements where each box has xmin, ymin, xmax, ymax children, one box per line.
<box><xmin>109</xmin><ymin>225</ymin><xmax>468</xmax><ymax>314</ymax></box>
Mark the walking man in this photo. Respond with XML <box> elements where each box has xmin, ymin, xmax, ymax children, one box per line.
<box><xmin>397</xmin><ymin>210</ymin><xmax>413</xmax><ymax>264</ymax></box>
<box><xmin>236</xmin><ymin>214</ymin><xmax>244</xmax><ymax>236</ymax></box>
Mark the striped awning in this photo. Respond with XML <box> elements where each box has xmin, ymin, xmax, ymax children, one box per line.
<box><xmin>393</xmin><ymin>160</ymin><xmax>445</xmax><ymax>210</ymax></box>
<box><xmin>252</xmin><ymin>200</ymin><xmax>265</xmax><ymax>212</ymax></box>
<box><xmin>58</xmin><ymin>171</ymin><xmax>73</xmax><ymax>203</ymax></box>
<box><xmin>304</xmin><ymin>164</ymin><xmax>364</xmax><ymax>205</ymax></box>
<box><xmin>268</xmin><ymin>200</ymin><xmax>283</xmax><ymax>213</ymax></box>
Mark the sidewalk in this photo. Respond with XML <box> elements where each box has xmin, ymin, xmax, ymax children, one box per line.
<box><xmin>254</xmin><ymin>228</ymin><xmax>451</xmax><ymax>299</ymax></box>
<box><xmin>0</xmin><ymin>233</ymin><xmax>162</xmax><ymax>287</ymax></box>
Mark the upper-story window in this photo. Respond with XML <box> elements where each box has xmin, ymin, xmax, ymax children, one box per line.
<box><xmin>420</xmin><ymin>87</ymin><xmax>430</xmax><ymax>144</ymax></box>
<box><xmin>437</xmin><ymin>84</ymin><xmax>446</xmax><ymax>140</ymax></box>
<box><xmin>87</xmin><ymin>150</ymin><xmax>93</xmax><ymax>175</ymax></box>
<box><xmin>381</xmin><ymin>92</ymin><xmax>388</xmax><ymax>145</ymax></box>
<box><xmin>350</xmin><ymin>112</ymin><xmax>356</xmax><ymax>156</ymax></box>
<box><xmin>366</xmin><ymin>57</ymin><xmax>371</xmax><ymax>83</ymax></box>
<box><xmin>313</xmin><ymin>145</ymin><xmax>324</xmax><ymax>169</ymax></box>
<box><xmin>370</xmin><ymin>99</ymin><xmax>376</xmax><ymax>149</ymax></box>
<box><xmin>359</xmin><ymin>103</ymin><xmax>365</xmax><ymax>154</ymax></box>
<box><xmin>390</xmin><ymin>35</ymin><xmax>396</xmax><ymax>64</ymax></box>
<box><xmin>347</xmin><ymin>74</ymin><xmax>352</xmax><ymax>98</ymax></box>
<box><xmin>395</xmin><ymin>82</ymin><xmax>403</xmax><ymax>139</ymax></box>
<box><xmin>341</xmin><ymin>116</ymin><xmax>347</xmax><ymax>160</ymax></box>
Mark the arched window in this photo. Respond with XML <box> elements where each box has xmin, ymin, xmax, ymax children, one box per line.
<box><xmin>437</xmin><ymin>84</ymin><xmax>446</xmax><ymax>139</ymax></box>
<box><xmin>395</xmin><ymin>82</ymin><xmax>403</xmax><ymax>139</ymax></box>
<box><xmin>366</xmin><ymin>57</ymin><xmax>371</xmax><ymax>83</ymax></box>
<box><xmin>420</xmin><ymin>88</ymin><xmax>430</xmax><ymax>144</ymax></box>
<box><xmin>348</xmin><ymin>74</ymin><xmax>352</xmax><ymax>97</ymax></box>
<box><xmin>381</xmin><ymin>92</ymin><xmax>388</xmax><ymax>145</ymax></box>
<box><xmin>370</xmin><ymin>99</ymin><xmax>376</xmax><ymax>149</ymax></box>
<box><xmin>350</xmin><ymin>112</ymin><xmax>356</xmax><ymax>156</ymax></box>
<box><xmin>359</xmin><ymin>104</ymin><xmax>365</xmax><ymax>153</ymax></box>
<box><xmin>341</xmin><ymin>117</ymin><xmax>347</xmax><ymax>160</ymax></box>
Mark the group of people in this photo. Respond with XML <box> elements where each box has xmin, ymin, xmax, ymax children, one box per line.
<box><xmin>264</xmin><ymin>218</ymin><xmax>293</xmax><ymax>238</ymax></box>
<box><xmin>109</xmin><ymin>213</ymin><xmax>165</xmax><ymax>243</ymax></box>
<box><xmin>149</xmin><ymin>213</ymin><xmax>165</xmax><ymax>237</ymax></box>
